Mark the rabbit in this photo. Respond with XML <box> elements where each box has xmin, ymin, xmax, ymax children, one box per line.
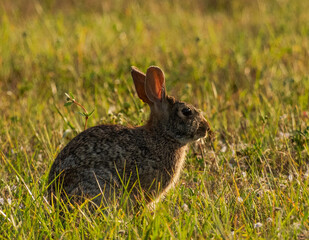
<box><xmin>47</xmin><ymin>66</ymin><xmax>211</xmax><ymax>209</ymax></box>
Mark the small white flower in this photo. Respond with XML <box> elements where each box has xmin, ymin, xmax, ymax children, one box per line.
<box><xmin>293</xmin><ymin>223</ymin><xmax>301</xmax><ymax>230</ymax></box>
<box><xmin>182</xmin><ymin>203</ymin><xmax>189</xmax><ymax>212</ymax></box>
<box><xmin>0</xmin><ymin>198</ymin><xmax>4</xmax><ymax>205</ymax></box>
<box><xmin>220</xmin><ymin>145</ymin><xmax>227</xmax><ymax>153</ymax></box>
<box><xmin>62</xmin><ymin>129</ymin><xmax>72</xmax><ymax>139</ymax></box>
<box><xmin>7</xmin><ymin>198</ymin><xmax>12</xmax><ymax>205</ymax></box>
<box><xmin>232</xmin><ymin>149</ymin><xmax>236</xmax><ymax>156</ymax></box>
<box><xmin>288</xmin><ymin>174</ymin><xmax>293</xmax><ymax>182</ymax></box>
<box><xmin>266</xmin><ymin>217</ymin><xmax>273</xmax><ymax>223</ymax></box>
<box><xmin>242</xmin><ymin>172</ymin><xmax>247</xmax><ymax>178</ymax></box>
<box><xmin>278</xmin><ymin>131</ymin><xmax>290</xmax><ymax>139</ymax></box>
<box><xmin>254</xmin><ymin>222</ymin><xmax>263</xmax><ymax>228</ymax></box>
<box><xmin>108</xmin><ymin>105</ymin><xmax>116</xmax><ymax>114</ymax></box>
<box><xmin>237</xmin><ymin>197</ymin><xmax>244</xmax><ymax>203</ymax></box>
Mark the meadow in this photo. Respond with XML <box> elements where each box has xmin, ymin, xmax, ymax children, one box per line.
<box><xmin>0</xmin><ymin>0</ymin><xmax>309</xmax><ymax>238</ymax></box>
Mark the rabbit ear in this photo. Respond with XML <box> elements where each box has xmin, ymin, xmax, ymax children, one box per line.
<box><xmin>131</xmin><ymin>66</ymin><xmax>152</xmax><ymax>104</ymax></box>
<box><xmin>145</xmin><ymin>66</ymin><xmax>166</xmax><ymax>103</ymax></box>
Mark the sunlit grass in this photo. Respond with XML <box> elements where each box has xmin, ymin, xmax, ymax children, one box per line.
<box><xmin>0</xmin><ymin>0</ymin><xmax>309</xmax><ymax>238</ymax></box>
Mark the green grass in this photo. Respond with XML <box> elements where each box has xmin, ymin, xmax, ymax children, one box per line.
<box><xmin>1</xmin><ymin>0</ymin><xmax>309</xmax><ymax>238</ymax></box>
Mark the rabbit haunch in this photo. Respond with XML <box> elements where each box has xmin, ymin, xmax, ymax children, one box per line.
<box><xmin>48</xmin><ymin>66</ymin><xmax>211</xmax><ymax>207</ymax></box>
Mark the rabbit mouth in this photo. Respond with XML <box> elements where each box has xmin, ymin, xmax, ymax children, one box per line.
<box><xmin>196</xmin><ymin>128</ymin><xmax>207</xmax><ymax>139</ymax></box>
<box><xmin>195</xmin><ymin>121</ymin><xmax>212</xmax><ymax>140</ymax></box>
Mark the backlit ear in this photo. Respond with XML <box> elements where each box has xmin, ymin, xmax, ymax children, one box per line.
<box><xmin>131</xmin><ymin>66</ymin><xmax>152</xmax><ymax>104</ymax></box>
<box><xmin>145</xmin><ymin>66</ymin><xmax>166</xmax><ymax>103</ymax></box>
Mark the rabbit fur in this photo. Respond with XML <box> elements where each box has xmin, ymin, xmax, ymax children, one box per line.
<box><xmin>48</xmin><ymin>66</ymin><xmax>211</xmax><ymax>209</ymax></box>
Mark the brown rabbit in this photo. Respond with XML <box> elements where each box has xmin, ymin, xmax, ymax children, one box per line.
<box><xmin>48</xmin><ymin>66</ymin><xmax>211</xmax><ymax>209</ymax></box>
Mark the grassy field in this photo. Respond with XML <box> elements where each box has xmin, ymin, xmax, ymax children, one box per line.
<box><xmin>1</xmin><ymin>0</ymin><xmax>309</xmax><ymax>238</ymax></box>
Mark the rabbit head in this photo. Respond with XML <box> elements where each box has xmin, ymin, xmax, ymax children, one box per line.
<box><xmin>131</xmin><ymin>66</ymin><xmax>211</xmax><ymax>145</ymax></box>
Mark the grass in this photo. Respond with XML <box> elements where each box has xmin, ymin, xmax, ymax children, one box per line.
<box><xmin>0</xmin><ymin>0</ymin><xmax>309</xmax><ymax>238</ymax></box>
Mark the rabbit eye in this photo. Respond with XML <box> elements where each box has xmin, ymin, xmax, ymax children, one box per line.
<box><xmin>182</xmin><ymin>107</ymin><xmax>192</xmax><ymax>116</ymax></box>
